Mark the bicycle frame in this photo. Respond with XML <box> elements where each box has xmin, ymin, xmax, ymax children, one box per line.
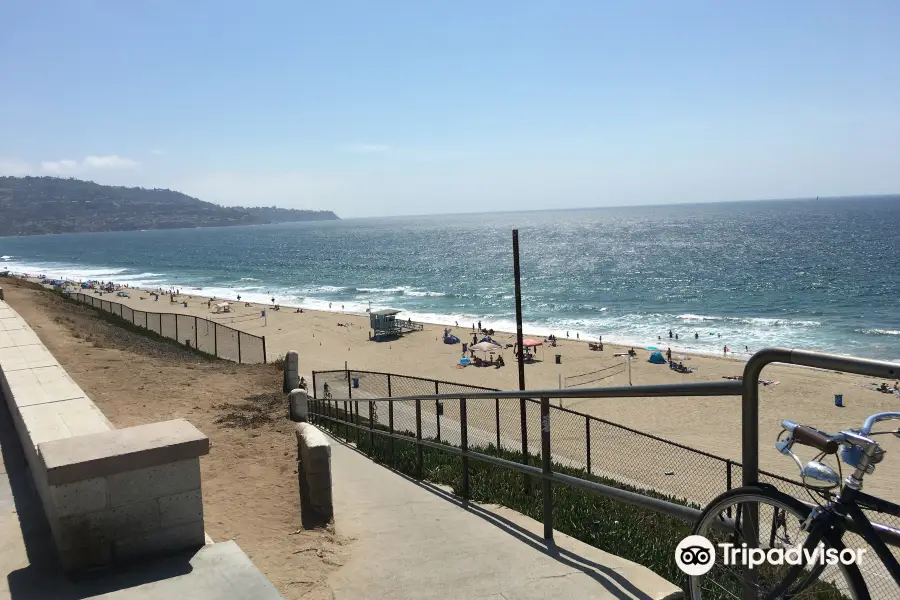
<box><xmin>769</xmin><ymin>486</ymin><xmax>900</xmax><ymax>598</ymax></box>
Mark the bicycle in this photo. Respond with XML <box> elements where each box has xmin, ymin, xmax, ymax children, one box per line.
<box><xmin>688</xmin><ymin>411</ymin><xmax>900</xmax><ymax>599</ymax></box>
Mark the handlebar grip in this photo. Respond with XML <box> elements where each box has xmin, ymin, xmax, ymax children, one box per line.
<box><xmin>793</xmin><ymin>425</ymin><xmax>839</xmax><ymax>454</ymax></box>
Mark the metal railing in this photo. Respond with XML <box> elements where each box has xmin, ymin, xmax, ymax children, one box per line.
<box><xmin>69</xmin><ymin>292</ymin><xmax>267</xmax><ymax>363</ymax></box>
<box><xmin>311</xmin><ymin>350</ymin><xmax>900</xmax><ymax>595</ymax></box>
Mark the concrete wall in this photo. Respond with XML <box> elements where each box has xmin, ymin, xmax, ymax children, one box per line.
<box><xmin>295</xmin><ymin>422</ymin><xmax>332</xmax><ymax>521</ymax></box>
<box><xmin>0</xmin><ymin>299</ymin><xmax>210</xmax><ymax>573</ymax></box>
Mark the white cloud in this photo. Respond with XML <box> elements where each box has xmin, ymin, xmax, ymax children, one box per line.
<box><xmin>340</xmin><ymin>143</ymin><xmax>391</xmax><ymax>153</ymax></box>
<box><xmin>0</xmin><ymin>158</ymin><xmax>34</xmax><ymax>176</ymax></box>
<box><xmin>37</xmin><ymin>155</ymin><xmax>140</xmax><ymax>174</ymax></box>
<box><xmin>82</xmin><ymin>155</ymin><xmax>139</xmax><ymax>169</ymax></box>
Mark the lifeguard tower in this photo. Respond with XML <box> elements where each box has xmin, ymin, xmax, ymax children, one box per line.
<box><xmin>369</xmin><ymin>308</ymin><xmax>422</xmax><ymax>340</ymax></box>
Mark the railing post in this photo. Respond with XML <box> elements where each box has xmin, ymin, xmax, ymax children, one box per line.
<box><xmin>726</xmin><ymin>459</ymin><xmax>733</xmax><ymax>491</ymax></box>
<box><xmin>312</xmin><ymin>372</ymin><xmax>317</xmax><ymax>399</ymax></box>
<box><xmin>521</xmin><ymin>398</ymin><xmax>530</xmax><ymax>494</ymax></box>
<box><xmin>435</xmin><ymin>381</ymin><xmax>441</xmax><ymax>442</ymax></box>
<box><xmin>495</xmin><ymin>398</ymin><xmax>501</xmax><ymax>451</ymax></box>
<box><xmin>585</xmin><ymin>416</ymin><xmax>592</xmax><ymax>475</ymax></box>
<box><xmin>213</xmin><ymin>322</ymin><xmax>217</xmax><ymax>356</ymax></box>
<box><xmin>368</xmin><ymin>400</ymin><xmax>375</xmax><ymax>451</ymax></box>
<box><xmin>387</xmin><ymin>373</ymin><xmax>394</xmax><ymax>459</ymax></box>
<box><xmin>175</xmin><ymin>315</ymin><xmax>179</xmax><ymax>344</ymax></box>
<box><xmin>343</xmin><ymin>399</ymin><xmax>349</xmax><ymax>439</ymax></box>
<box><xmin>262</xmin><ymin>336</ymin><xmax>267</xmax><ymax>364</ymax></box>
<box><xmin>194</xmin><ymin>316</ymin><xmax>198</xmax><ymax>350</ymax></box>
<box><xmin>461</xmin><ymin>397</ymin><xmax>469</xmax><ymax>500</ymax></box>
<box><xmin>238</xmin><ymin>330</ymin><xmax>242</xmax><ymax>363</ymax></box>
<box><xmin>541</xmin><ymin>396</ymin><xmax>553</xmax><ymax>541</ymax></box>
<box><xmin>415</xmin><ymin>398</ymin><xmax>423</xmax><ymax>478</ymax></box>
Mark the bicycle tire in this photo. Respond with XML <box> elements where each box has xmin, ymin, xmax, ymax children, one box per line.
<box><xmin>687</xmin><ymin>485</ymin><xmax>869</xmax><ymax>600</ymax></box>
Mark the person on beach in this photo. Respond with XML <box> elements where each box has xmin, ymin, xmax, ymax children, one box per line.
<box><xmin>675</xmin><ymin>333</ymin><xmax>679</xmax><ymax>340</ymax></box>
<box><xmin>478</xmin><ymin>320</ymin><xmax>482</xmax><ymax>331</ymax></box>
<box><xmin>666</xmin><ymin>347</ymin><xmax>672</xmax><ymax>362</ymax></box>
<box><xmin>669</xmin><ymin>329</ymin><xmax>673</xmax><ymax>338</ymax></box>
<box><xmin>695</xmin><ymin>332</ymin><xmax>699</xmax><ymax>339</ymax></box>
<box><xmin>723</xmin><ymin>346</ymin><xmax>729</xmax><ymax>355</ymax></box>
<box><xmin>237</xmin><ymin>295</ymin><xmax>241</xmax><ymax>301</ymax></box>
<box><xmin>745</xmin><ymin>345</ymin><xmax>749</xmax><ymax>352</ymax></box>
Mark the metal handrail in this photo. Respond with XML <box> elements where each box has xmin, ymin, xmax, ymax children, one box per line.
<box><xmin>313</xmin><ymin>351</ymin><xmax>900</xmax><ymax>553</ymax></box>
<box><xmin>337</xmin><ymin>380</ymin><xmax>743</xmax><ymax>402</ymax></box>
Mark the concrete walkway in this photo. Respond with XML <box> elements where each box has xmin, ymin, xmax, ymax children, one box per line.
<box><xmin>325</xmin><ymin>432</ymin><xmax>682</xmax><ymax>600</ymax></box>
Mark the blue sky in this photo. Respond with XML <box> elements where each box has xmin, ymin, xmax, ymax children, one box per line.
<box><xmin>2</xmin><ymin>1</ymin><xmax>899</xmax><ymax>217</ymax></box>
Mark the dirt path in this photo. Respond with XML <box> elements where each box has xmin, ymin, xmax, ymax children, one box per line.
<box><xmin>1</xmin><ymin>279</ymin><xmax>349</xmax><ymax>599</ymax></box>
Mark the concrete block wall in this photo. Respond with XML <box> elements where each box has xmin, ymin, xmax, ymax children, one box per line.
<box><xmin>295</xmin><ymin>423</ymin><xmax>333</xmax><ymax>520</ymax></box>
<box><xmin>0</xmin><ymin>299</ymin><xmax>210</xmax><ymax>572</ymax></box>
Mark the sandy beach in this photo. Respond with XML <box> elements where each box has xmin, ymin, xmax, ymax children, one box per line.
<box><xmin>24</xmin><ymin>277</ymin><xmax>896</xmax><ymax>505</ymax></box>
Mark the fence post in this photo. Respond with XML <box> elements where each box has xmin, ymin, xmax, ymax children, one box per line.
<box><xmin>145</xmin><ymin>311</ymin><xmax>148</xmax><ymax>329</ymax></box>
<box><xmin>495</xmin><ymin>398</ymin><xmax>501</xmax><ymax>451</ymax></box>
<box><xmin>541</xmin><ymin>396</ymin><xmax>553</xmax><ymax>540</ymax></box>
<box><xmin>585</xmin><ymin>416</ymin><xmax>592</xmax><ymax>475</ymax></box>
<box><xmin>194</xmin><ymin>316</ymin><xmax>198</xmax><ymax>350</ymax></box>
<box><xmin>415</xmin><ymin>398</ymin><xmax>423</xmax><ymax>478</ymax></box>
<box><xmin>387</xmin><ymin>374</ymin><xmax>394</xmax><ymax>459</ymax></box>
<box><xmin>521</xmin><ymin>398</ymin><xmax>530</xmax><ymax>494</ymax></box>
<box><xmin>434</xmin><ymin>381</ymin><xmax>441</xmax><ymax>442</ymax></box>
<box><xmin>726</xmin><ymin>459</ymin><xmax>733</xmax><ymax>491</ymax></box>
<box><xmin>262</xmin><ymin>336</ymin><xmax>267</xmax><ymax>364</ymax></box>
<box><xmin>460</xmin><ymin>397</ymin><xmax>469</xmax><ymax>500</ymax></box>
<box><xmin>368</xmin><ymin>400</ymin><xmax>375</xmax><ymax>451</ymax></box>
<box><xmin>238</xmin><ymin>331</ymin><xmax>242</xmax><ymax>363</ymax></box>
<box><xmin>175</xmin><ymin>316</ymin><xmax>179</xmax><ymax>344</ymax></box>
<box><xmin>213</xmin><ymin>323</ymin><xmax>218</xmax><ymax>357</ymax></box>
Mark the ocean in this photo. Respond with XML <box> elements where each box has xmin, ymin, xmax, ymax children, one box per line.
<box><xmin>2</xmin><ymin>197</ymin><xmax>899</xmax><ymax>360</ymax></box>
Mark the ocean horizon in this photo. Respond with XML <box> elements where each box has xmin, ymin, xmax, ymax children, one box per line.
<box><xmin>3</xmin><ymin>197</ymin><xmax>899</xmax><ymax>361</ymax></box>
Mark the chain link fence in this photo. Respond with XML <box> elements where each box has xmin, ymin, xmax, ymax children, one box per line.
<box><xmin>70</xmin><ymin>292</ymin><xmax>266</xmax><ymax>364</ymax></box>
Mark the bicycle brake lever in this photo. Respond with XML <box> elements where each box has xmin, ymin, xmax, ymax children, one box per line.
<box><xmin>776</xmin><ymin>437</ymin><xmax>794</xmax><ymax>455</ymax></box>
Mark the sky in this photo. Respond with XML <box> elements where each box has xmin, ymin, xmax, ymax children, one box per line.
<box><xmin>1</xmin><ymin>1</ymin><xmax>899</xmax><ymax>218</ymax></box>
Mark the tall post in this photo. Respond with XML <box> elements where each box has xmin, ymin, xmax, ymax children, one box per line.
<box><xmin>238</xmin><ymin>331</ymin><xmax>242</xmax><ymax>363</ymax></box>
<box><xmin>262</xmin><ymin>336</ymin><xmax>267</xmax><ymax>364</ymax></box>
<box><xmin>540</xmin><ymin>396</ymin><xmax>553</xmax><ymax>540</ymax></box>
<box><xmin>513</xmin><ymin>229</ymin><xmax>530</xmax><ymax>490</ymax></box>
<box><xmin>194</xmin><ymin>316</ymin><xmax>199</xmax><ymax>350</ymax></box>
<box><xmin>175</xmin><ymin>316</ymin><xmax>179</xmax><ymax>344</ymax></box>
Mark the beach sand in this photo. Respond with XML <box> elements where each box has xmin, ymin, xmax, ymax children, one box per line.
<box><xmin>53</xmin><ymin>280</ymin><xmax>900</xmax><ymax>504</ymax></box>
<box><xmin>1</xmin><ymin>280</ymin><xmax>348</xmax><ymax>600</ymax></box>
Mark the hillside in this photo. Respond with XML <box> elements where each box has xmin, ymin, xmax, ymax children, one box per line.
<box><xmin>0</xmin><ymin>176</ymin><xmax>339</xmax><ymax>236</ymax></box>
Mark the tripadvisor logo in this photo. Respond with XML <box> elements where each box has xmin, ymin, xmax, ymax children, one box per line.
<box><xmin>675</xmin><ymin>535</ymin><xmax>865</xmax><ymax>576</ymax></box>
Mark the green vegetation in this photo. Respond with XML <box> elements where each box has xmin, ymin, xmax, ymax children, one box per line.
<box><xmin>0</xmin><ymin>176</ymin><xmax>338</xmax><ymax>236</ymax></box>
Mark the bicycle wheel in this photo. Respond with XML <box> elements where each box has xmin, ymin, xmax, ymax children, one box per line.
<box><xmin>687</xmin><ymin>485</ymin><xmax>869</xmax><ymax>600</ymax></box>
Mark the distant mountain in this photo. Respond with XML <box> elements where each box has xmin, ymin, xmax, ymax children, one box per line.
<box><xmin>0</xmin><ymin>176</ymin><xmax>339</xmax><ymax>236</ymax></box>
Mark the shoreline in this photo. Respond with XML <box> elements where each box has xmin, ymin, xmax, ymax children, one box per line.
<box><xmin>7</xmin><ymin>268</ymin><xmax>768</xmax><ymax>363</ymax></box>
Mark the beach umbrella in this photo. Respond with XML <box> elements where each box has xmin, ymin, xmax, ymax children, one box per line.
<box><xmin>471</xmin><ymin>341</ymin><xmax>502</xmax><ymax>353</ymax></box>
<box><xmin>522</xmin><ymin>339</ymin><xmax>543</xmax><ymax>347</ymax></box>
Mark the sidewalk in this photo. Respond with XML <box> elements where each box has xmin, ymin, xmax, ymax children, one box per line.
<box><xmin>325</xmin><ymin>432</ymin><xmax>682</xmax><ymax>600</ymax></box>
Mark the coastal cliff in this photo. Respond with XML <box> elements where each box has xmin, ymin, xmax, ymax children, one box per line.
<box><xmin>0</xmin><ymin>176</ymin><xmax>338</xmax><ymax>236</ymax></box>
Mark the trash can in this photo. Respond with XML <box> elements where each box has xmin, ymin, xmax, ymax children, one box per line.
<box><xmin>834</xmin><ymin>394</ymin><xmax>843</xmax><ymax>407</ymax></box>
<box><xmin>352</xmin><ymin>377</ymin><xmax>360</xmax><ymax>389</ymax></box>
<box><xmin>555</xmin><ymin>354</ymin><xmax>561</xmax><ymax>364</ymax></box>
